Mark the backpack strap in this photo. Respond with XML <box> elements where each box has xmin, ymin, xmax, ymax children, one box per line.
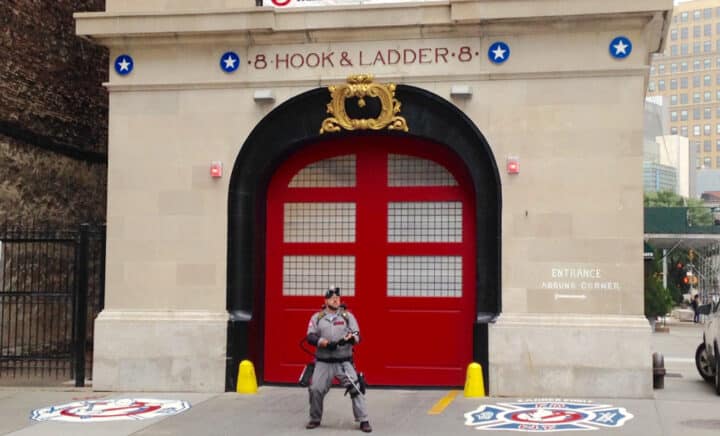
<box><xmin>316</xmin><ymin>307</ymin><xmax>351</xmax><ymax>324</ymax></box>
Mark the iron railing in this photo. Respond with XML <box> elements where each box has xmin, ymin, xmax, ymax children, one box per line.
<box><xmin>0</xmin><ymin>223</ymin><xmax>105</xmax><ymax>386</ymax></box>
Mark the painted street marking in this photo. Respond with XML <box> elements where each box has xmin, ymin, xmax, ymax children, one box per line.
<box><xmin>30</xmin><ymin>398</ymin><xmax>191</xmax><ymax>422</ymax></box>
<box><xmin>464</xmin><ymin>399</ymin><xmax>633</xmax><ymax>432</ymax></box>
<box><xmin>428</xmin><ymin>390</ymin><xmax>459</xmax><ymax>415</ymax></box>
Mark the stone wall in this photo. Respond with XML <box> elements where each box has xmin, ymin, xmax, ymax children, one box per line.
<box><xmin>0</xmin><ymin>0</ymin><xmax>108</xmax><ymax>227</ymax></box>
<box><xmin>0</xmin><ymin>133</ymin><xmax>106</xmax><ymax>225</ymax></box>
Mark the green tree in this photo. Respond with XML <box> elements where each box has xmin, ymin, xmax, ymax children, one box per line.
<box><xmin>644</xmin><ymin>190</ymin><xmax>712</xmax><ymax>226</ymax></box>
<box><xmin>644</xmin><ymin>190</ymin><xmax>685</xmax><ymax>207</ymax></box>
<box><xmin>644</xmin><ymin>272</ymin><xmax>673</xmax><ymax>319</ymax></box>
<box><xmin>644</xmin><ymin>191</ymin><xmax>702</xmax><ymax>305</ymax></box>
<box><xmin>665</xmin><ymin>257</ymin><xmax>689</xmax><ymax>303</ymax></box>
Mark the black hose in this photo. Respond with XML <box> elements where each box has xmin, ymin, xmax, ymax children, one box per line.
<box><xmin>299</xmin><ymin>337</ymin><xmax>316</xmax><ymax>357</ymax></box>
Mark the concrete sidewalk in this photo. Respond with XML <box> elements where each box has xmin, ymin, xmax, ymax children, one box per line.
<box><xmin>0</xmin><ymin>320</ymin><xmax>718</xmax><ymax>435</ymax></box>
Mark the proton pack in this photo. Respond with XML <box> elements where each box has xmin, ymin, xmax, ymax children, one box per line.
<box><xmin>298</xmin><ymin>304</ymin><xmax>367</xmax><ymax>395</ymax></box>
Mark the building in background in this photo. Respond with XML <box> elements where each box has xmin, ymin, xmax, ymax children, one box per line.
<box><xmin>648</xmin><ymin>0</ymin><xmax>720</xmax><ymax>168</ymax></box>
<box><xmin>643</xmin><ymin>97</ymin><xmax>690</xmax><ymax>195</ymax></box>
<box><xmin>644</xmin><ymin>97</ymin><xmax>669</xmax><ymax>163</ymax></box>
<box><xmin>648</xmin><ymin>0</ymin><xmax>720</xmax><ymax>175</ymax></box>
<box><xmin>644</xmin><ymin>98</ymin><xmax>676</xmax><ymax>194</ymax></box>
<box><xmin>657</xmin><ymin>134</ymin><xmax>692</xmax><ymax>196</ymax></box>
<box><xmin>644</xmin><ymin>160</ymin><xmax>679</xmax><ymax>192</ymax></box>
<box><xmin>695</xmin><ymin>166</ymin><xmax>720</xmax><ymax>194</ymax></box>
<box><xmin>645</xmin><ymin>0</ymin><xmax>720</xmax><ymax>198</ymax></box>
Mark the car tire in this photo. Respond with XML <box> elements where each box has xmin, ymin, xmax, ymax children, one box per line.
<box><xmin>696</xmin><ymin>343</ymin><xmax>715</xmax><ymax>382</ymax></box>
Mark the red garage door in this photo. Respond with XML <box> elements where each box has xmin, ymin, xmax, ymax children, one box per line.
<box><xmin>264</xmin><ymin>135</ymin><xmax>476</xmax><ymax>386</ymax></box>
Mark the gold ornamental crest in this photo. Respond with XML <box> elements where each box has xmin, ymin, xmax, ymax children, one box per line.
<box><xmin>320</xmin><ymin>74</ymin><xmax>409</xmax><ymax>134</ymax></box>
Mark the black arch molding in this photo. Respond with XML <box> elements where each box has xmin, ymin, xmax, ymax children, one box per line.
<box><xmin>225</xmin><ymin>85</ymin><xmax>502</xmax><ymax>390</ymax></box>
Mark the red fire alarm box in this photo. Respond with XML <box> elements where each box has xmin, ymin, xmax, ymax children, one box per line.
<box><xmin>210</xmin><ymin>161</ymin><xmax>223</xmax><ymax>178</ymax></box>
<box><xmin>506</xmin><ymin>156</ymin><xmax>519</xmax><ymax>174</ymax></box>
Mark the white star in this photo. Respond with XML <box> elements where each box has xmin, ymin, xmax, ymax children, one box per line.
<box><xmin>613</xmin><ymin>40</ymin><xmax>628</xmax><ymax>56</ymax></box>
<box><xmin>223</xmin><ymin>55</ymin><xmax>237</xmax><ymax>70</ymax></box>
<box><xmin>492</xmin><ymin>45</ymin><xmax>507</xmax><ymax>60</ymax></box>
<box><xmin>117</xmin><ymin>58</ymin><xmax>131</xmax><ymax>71</ymax></box>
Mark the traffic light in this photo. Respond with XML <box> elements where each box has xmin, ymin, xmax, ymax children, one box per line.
<box><xmin>668</xmin><ymin>258</ymin><xmax>691</xmax><ymax>293</ymax></box>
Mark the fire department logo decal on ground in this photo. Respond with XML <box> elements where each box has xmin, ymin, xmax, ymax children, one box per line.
<box><xmin>464</xmin><ymin>400</ymin><xmax>633</xmax><ymax>432</ymax></box>
<box><xmin>30</xmin><ymin>398</ymin><xmax>191</xmax><ymax>422</ymax></box>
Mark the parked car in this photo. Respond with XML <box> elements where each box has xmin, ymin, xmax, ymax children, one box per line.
<box><xmin>695</xmin><ymin>297</ymin><xmax>720</xmax><ymax>395</ymax></box>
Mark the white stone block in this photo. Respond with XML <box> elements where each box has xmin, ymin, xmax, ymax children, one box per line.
<box><xmin>93</xmin><ymin>310</ymin><xmax>227</xmax><ymax>392</ymax></box>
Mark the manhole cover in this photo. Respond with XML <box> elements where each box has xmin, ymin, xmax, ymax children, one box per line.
<box><xmin>681</xmin><ymin>420</ymin><xmax>720</xmax><ymax>429</ymax></box>
<box><xmin>665</xmin><ymin>373</ymin><xmax>683</xmax><ymax>378</ymax></box>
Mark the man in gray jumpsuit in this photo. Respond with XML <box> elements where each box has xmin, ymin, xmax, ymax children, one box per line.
<box><xmin>305</xmin><ymin>286</ymin><xmax>371</xmax><ymax>432</ymax></box>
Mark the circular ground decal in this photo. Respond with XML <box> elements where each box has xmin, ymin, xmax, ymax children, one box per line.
<box><xmin>30</xmin><ymin>398</ymin><xmax>191</xmax><ymax>422</ymax></box>
<box><xmin>464</xmin><ymin>400</ymin><xmax>633</xmax><ymax>432</ymax></box>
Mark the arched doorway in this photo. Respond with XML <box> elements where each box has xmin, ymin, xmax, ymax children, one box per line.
<box><xmin>226</xmin><ymin>84</ymin><xmax>500</xmax><ymax>390</ymax></box>
<box><xmin>264</xmin><ymin>135</ymin><xmax>476</xmax><ymax>385</ymax></box>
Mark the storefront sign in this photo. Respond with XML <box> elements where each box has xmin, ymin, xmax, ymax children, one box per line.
<box><xmin>464</xmin><ymin>400</ymin><xmax>633</xmax><ymax>432</ymax></box>
<box><xmin>247</xmin><ymin>44</ymin><xmax>480</xmax><ymax>71</ymax></box>
<box><xmin>539</xmin><ymin>266</ymin><xmax>621</xmax><ymax>291</ymax></box>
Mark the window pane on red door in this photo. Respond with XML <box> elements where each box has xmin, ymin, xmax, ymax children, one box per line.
<box><xmin>387</xmin><ymin>256</ymin><xmax>463</xmax><ymax>297</ymax></box>
<box><xmin>282</xmin><ymin>255</ymin><xmax>356</xmax><ymax>296</ymax></box>
<box><xmin>284</xmin><ymin>203</ymin><xmax>356</xmax><ymax>243</ymax></box>
<box><xmin>388</xmin><ymin>202</ymin><xmax>462</xmax><ymax>242</ymax></box>
<box><xmin>289</xmin><ymin>155</ymin><xmax>356</xmax><ymax>187</ymax></box>
<box><xmin>388</xmin><ymin>154</ymin><xmax>458</xmax><ymax>186</ymax></box>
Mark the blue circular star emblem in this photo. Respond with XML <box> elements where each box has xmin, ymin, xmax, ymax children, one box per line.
<box><xmin>488</xmin><ymin>41</ymin><xmax>510</xmax><ymax>64</ymax></box>
<box><xmin>220</xmin><ymin>51</ymin><xmax>240</xmax><ymax>73</ymax></box>
<box><xmin>609</xmin><ymin>36</ymin><xmax>632</xmax><ymax>59</ymax></box>
<box><xmin>114</xmin><ymin>55</ymin><xmax>134</xmax><ymax>76</ymax></box>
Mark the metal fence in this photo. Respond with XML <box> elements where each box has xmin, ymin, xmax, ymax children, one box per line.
<box><xmin>645</xmin><ymin>207</ymin><xmax>720</xmax><ymax>233</ymax></box>
<box><xmin>0</xmin><ymin>224</ymin><xmax>105</xmax><ymax>386</ymax></box>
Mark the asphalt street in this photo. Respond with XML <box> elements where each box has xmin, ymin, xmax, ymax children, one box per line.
<box><xmin>0</xmin><ymin>318</ymin><xmax>718</xmax><ymax>436</ymax></box>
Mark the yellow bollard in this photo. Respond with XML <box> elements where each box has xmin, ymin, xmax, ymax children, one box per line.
<box><xmin>463</xmin><ymin>362</ymin><xmax>486</xmax><ymax>398</ymax></box>
<box><xmin>236</xmin><ymin>360</ymin><xmax>258</xmax><ymax>394</ymax></box>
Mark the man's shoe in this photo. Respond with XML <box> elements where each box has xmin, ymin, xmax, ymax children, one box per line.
<box><xmin>360</xmin><ymin>421</ymin><xmax>372</xmax><ymax>433</ymax></box>
<box><xmin>306</xmin><ymin>421</ymin><xmax>320</xmax><ymax>429</ymax></box>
